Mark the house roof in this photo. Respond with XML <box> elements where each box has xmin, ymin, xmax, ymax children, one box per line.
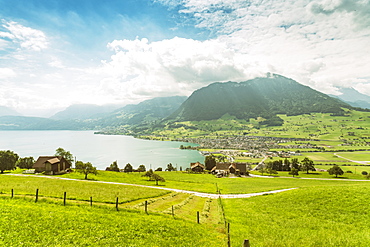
<box><xmin>191</xmin><ymin>162</ymin><xmax>205</xmax><ymax>169</ymax></box>
<box><xmin>33</xmin><ymin>156</ymin><xmax>67</xmax><ymax>168</ymax></box>
<box><xmin>47</xmin><ymin>157</ymin><xmax>60</xmax><ymax>164</ymax></box>
<box><xmin>215</xmin><ymin>162</ymin><xmax>231</xmax><ymax>170</ymax></box>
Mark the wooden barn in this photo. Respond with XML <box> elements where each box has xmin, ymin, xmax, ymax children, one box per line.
<box><xmin>211</xmin><ymin>162</ymin><xmax>251</xmax><ymax>176</ymax></box>
<box><xmin>33</xmin><ymin>156</ymin><xmax>71</xmax><ymax>175</ymax></box>
<box><xmin>190</xmin><ymin>162</ymin><xmax>205</xmax><ymax>173</ymax></box>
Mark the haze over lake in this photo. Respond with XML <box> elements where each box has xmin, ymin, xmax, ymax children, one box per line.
<box><xmin>0</xmin><ymin>131</ymin><xmax>203</xmax><ymax>170</ymax></box>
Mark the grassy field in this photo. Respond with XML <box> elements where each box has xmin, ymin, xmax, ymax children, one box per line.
<box><xmin>0</xmin><ymin>197</ymin><xmax>225</xmax><ymax>247</ymax></box>
<box><xmin>2</xmin><ymin>171</ymin><xmax>370</xmax><ymax>246</ymax></box>
<box><xmin>224</xmin><ymin>184</ymin><xmax>370</xmax><ymax>246</ymax></box>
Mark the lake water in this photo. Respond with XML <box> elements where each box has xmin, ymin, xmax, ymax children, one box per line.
<box><xmin>0</xmin><ymin>131</ymin><xmax>204</xmax><ymax>170</ymax></box>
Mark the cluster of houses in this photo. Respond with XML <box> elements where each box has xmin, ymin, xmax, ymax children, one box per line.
<box><xmin>190</xmin><ymin>161</ymin><xmax>251</xmax><ymax>177</ymax></box>
<box><xmin>29</xmin><ymin>155</ymin><xmax>250</xmax><ymax>178</ymax></box>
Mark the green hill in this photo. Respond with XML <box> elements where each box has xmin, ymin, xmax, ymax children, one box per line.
<box><xmin>168</xmin><ymin>74</ymin><xmax>351</xmax><ymax>126</ymax></box>
<box><xmin>99</xmin><ymin>96</ymin><xmax>187</xmax><ymax>127</ymax></box>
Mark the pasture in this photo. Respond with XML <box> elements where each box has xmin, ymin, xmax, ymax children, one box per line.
<box><xmin>1</xmin><ymin>171</ymin><xmax>370</xmax><ymax>246</ymax></box>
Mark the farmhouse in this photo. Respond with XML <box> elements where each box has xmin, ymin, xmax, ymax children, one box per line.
<box><xmin>190</xmin><ymin>162</ymin><xmax>205</xmax><ymax>172</ymax></box>
<box><xmin>211</xmin><ymin>162</ymin><xmax>251</xmax><ymax>176</ymax></box>
<box><xmin>33</xmin><ymin>156</ymin><xmax>71</xmax><ymax>175</ymax></box>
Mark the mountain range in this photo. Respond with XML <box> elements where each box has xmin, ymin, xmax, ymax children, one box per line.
<box><xmin>330</xmin><ymin>87</ymin><xmax>370</xmax><ymax>109</ymax></box>
<box><xmin>0</xmin><ymin>74</ymin><xmax>368</xmax><ymax>131</ymax></box>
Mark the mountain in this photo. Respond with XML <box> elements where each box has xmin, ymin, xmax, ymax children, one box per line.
<box><xmin>51</xmin><ymin>104</ymin><xmax>123</xmax><ymax>120</ymax></box>
<box><xmin>330</xmin><ymin>87</ymin><xmax>370</xmax><ymax>109</ymax></box>
<box><xmin>0</xmin><ymin>106</ymin><xmax>21</xmax><ymax>117</ymax></box>
<box><xmin>0</xmin><ymin>116</ymin><xmax>87</xmax><ymax>130</ymax></box>
<box><xmin>168</xmin><ymin>74</ymin><xmax>351</xmax><ymax>125</ymax></box>
<box><xmin>100</xmin><ymin>96</ymin><xmax>187</xmax><ymax>127</ymax></box>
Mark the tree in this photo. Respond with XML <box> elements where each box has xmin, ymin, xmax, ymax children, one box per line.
<box><xmin>283</xmin><ymin>158</ymin><xmax>291</xmax><ymax>171</ymax></box>
<box><xmin>137</xmin><ymin>164</ymin><xmax>146</xmax><ymax>173</ymax></box>
<box><xmin>75</xmin><ymin>161</ymin><xmax>97</xmax><ymax>179</ymax></box>
<box><xmin>16</xmin><ymin>156</ymin><xmax>35</xmax><ymax>169</ymax></box>
<box><xmin>0</xmin><ymin>150</ymin><xmax>19</xmax><ymax>173</ymax></box>
<box><xmin>55</xmin><ymin>147</ymin><xmax>74</xmax><ymax>165</ymax></box>
<box><xmin>291</xmin><ymin>158</ymin><xmax>299</xmax><ymax>170</ymax></box>
<box><xmin>328</xmin><ymin>165</ymin><xmax>344</xmax><ymax>178</ymax></box>
<box><xmin>142</xmin><ymin>169</ymin><xmax>154</xmax><ymax>180</ymax></box>
<box><xmin>289</xmin><ymin>168</ymin><xmax>299</xmax><ymax>177</ymax></box>
<box><xmin>266</xmin><ymin>167</ymin><xmax>278</xmax><ymax>176</ymax></box>
<box><xmin>151</xmin><ymin>173</ymin><xmax>165</xmax><ymax>185</ymax></box>
<box><xmin>106</xmin><ymin>161</ymin><xmax>119</xmax><ymax>172</ymax></box>
<box><xmin>259</xmin><ymin>167</ymin><xmax>267</xmax><ymax>176</ymax></box>
<box><xmin>205</xmin><ymin>155</ymin><xmax>216</xmax><ymax>170</ymax></box>
<box><xmin>300</xmin><ymin>157</ymin><xmax>315</xmax><ymax>174</ymax></box>
<box><xmin>155</xmin><ymin>167</ymin><xmax>162</xmax><ymax>171</ymax></box>
<box><xmin>123</xmin><ymin>163</ymin><xmax>133</xmax><ymax>173</ymax></box>
<box><xmin>165</xmin><ymin>163</ymin><xmax>176</xmax><ymax>171</ymax></box>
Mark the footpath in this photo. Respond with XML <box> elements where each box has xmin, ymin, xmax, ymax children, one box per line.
<box><xmin>6</xmin><ymin>173</ymin><xmax>296</xmax><ymax>199</ymax></box>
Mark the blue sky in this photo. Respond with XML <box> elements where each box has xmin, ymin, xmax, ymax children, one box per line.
<box><xmin>1</xmin><ymin>0</ymin><xmax>370</xmax><ymax>116</ymax></box>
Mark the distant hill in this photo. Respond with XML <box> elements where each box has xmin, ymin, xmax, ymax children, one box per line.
<box><xmin>330</xmin><ymin>87</ymin><xmax>370</xmax><ymax>109</ymax></box>
<box><xmin>0</xmin><ymin>116</ymin><xmax>86</xmax><ymax>130</ymax></box>
<box><xmin>100</xmin><ymin>96</ymin><xmax>187</xmax><ymax>127</ymax></box>
<box><xmin>0</xmin><ymin>96</ymin><xmax>187</xmax><ymax>131</ymax></box>
<box><xmin>168</xmin><ymin>74</ymin><xmax>351</xmax><ymax>125</ymax></box>
<box><xmin>0</xmin><ymin>106</ymin><xmax>21</xmax><ymax>117</ymax></box>
<box><xmin>51</xmin><ymin>104</ymin><xmax>123</xmax><ymax>120</ymax></box>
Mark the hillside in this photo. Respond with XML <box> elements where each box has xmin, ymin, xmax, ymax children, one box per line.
<box><xmin>99</xmin><ymin>96</ymin><xmax>187</xmax><ymax>127</ymax></box>
<box><xmin>0</xmin><ymin>106</ymin><xmax>21</xmax><ymax>117</ymax></box>
<box><xmin>168</xmin><ymin>74</ymin><xmax>351</xmax><ymax>125</ymax></box>
<box><xmin>51</xmin><ymin>104</ymin><xmax>123</xmax><ymax>120</ymax></box>
<box><xmin>0</xmin><ymin>116</ymin><xmax>86</xmax><ymax>130</ymax></box>
<box><xmin>331</xmin><ymin>87</ymin><xmax>370</xmax><ymax>109</ymax></box>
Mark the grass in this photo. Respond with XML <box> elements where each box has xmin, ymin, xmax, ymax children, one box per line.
<box><xmin>0</xmin><ymin>197</ymin><xmax>225</xmax><ymax>247</ymax></box>
<box><xmin>0</xmin><ymin>175</ymin><xmax>169</xmax><ymax>204</ymax></box>
<box><xmin>2</xmin><ymin>172</ymin><xmax>370</xmax><ymax>246</ymax></box>
<box><xmin>223</xmin><ymin>184</ymin><xmax>370</xmax><ymax>246</ymax></box>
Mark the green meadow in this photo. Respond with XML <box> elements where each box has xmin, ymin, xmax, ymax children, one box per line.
<box><xmin>2</xmin><ymin>171</ymin><xmax>370</xmax><ymax>246</ymax></box>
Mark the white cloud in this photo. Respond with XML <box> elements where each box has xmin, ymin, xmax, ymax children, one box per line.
<box><xmin>153</xmin><ymin>0</ymin><xmax>370</xmax><ymax>94</ymax></box>
<box><xmin>0</xmin><ymin>68</ymin><xmax>16</xmax><ymax>79</ymax></box>
<box><xmin>0</xmin><ymin>20</ymin><xmax>48</xmax><ymax>51</ymax></box>
<box><xmin>101</xmin><ymin>36</ymin><xmax>258</xmax><ymax>100</ymax></box>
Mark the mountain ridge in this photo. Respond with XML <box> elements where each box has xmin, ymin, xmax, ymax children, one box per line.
<box><xmin>167</xmin><ymin>74</ymin><xmax>351</xmax><ymax>125</ymax></box>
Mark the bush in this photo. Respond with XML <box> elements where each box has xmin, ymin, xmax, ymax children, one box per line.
<box><xmin>362</xmin><ymin>171</ymin><xmax>368</xmax><ymax>176</ymax></box>
<box><xmin>346</xmin><ymin>171</ymin><xmax>353</xmax><ymax>173</ymax></box>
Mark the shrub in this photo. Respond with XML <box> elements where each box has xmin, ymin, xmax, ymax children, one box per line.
<box><xmin>362</xmin><ymin>171</ymin><xmax>368</xmax><ymax>176</ymax></box>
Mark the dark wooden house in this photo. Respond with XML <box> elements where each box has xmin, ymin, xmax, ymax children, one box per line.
<box><xmin>190</xmin><ymin>162</ymin><xmax>205</xmax><ymax>173</ymax></box>
<box><xmin>33</xmin><ymin>156</ymin><xmax>71</xmax><ymax>175</ymax></box>
<box><xmin>212</xmin><ymin>162</ymin><xmax>250</xmax><ymax>176</ymax></box>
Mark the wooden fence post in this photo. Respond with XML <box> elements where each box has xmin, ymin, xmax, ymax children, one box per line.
<box><xmin>145</xmin><ymin>200</ymin><xmax>148</xmax><ymax>214</ymax></box>
<box><xmin>35</xmin><ymin>189</ymin><xmax>39</xmax><ymax>203</ymax></box>
<box><xmin>243</xmin><ymin>239</ymin><xmax>250</xmax><ymax>247</ymax></box>
<box><xmin>172</xmin><ymin>205</ymin><xmax>174</xmax><ymax>217</ymax></box>
<box><xmin>116</xmin><ymin>197</ymin><xmax>119</xmax><ymax>211</ymax></box>
<box><xmin>197</xmin><ymin>211</ymin><xmax>200</xmax><ymax>224</ymax></box>
<box><xmin>63</xmin><ymin>192</ymin><xmax>67</xmax><ymax>206</ymax></box>
<box><xmin>227</xmin><ymin>222</ymin><xmax>231</xmax><ymax>247</ymax></box>
<box><xmin>90</xmin><ymin>196</ymin><xmax>92</xmax><ymax>206</ymax></box>
<box><xmin>11</xmin><ymin>189</ymin><xmax>13</xmax><ymax>198</ymax></box>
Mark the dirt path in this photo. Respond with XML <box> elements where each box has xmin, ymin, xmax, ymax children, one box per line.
<box><xmin>334</xmin><ymin>153</ymin><xmax>370</xmax><ymax>165</ymax></box>
<box><xmin>5</xmin><ymin>173</ymin><xmax>296</xmax><ymax>199</ymax></box>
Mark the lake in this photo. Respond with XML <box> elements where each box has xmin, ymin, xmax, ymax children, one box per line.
<box><xmin>0</xmin><ymin>131</ymin><xmax>204</xmax><ymax>170</ymax></box>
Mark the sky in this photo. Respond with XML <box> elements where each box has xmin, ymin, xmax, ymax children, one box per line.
<box><xmin>1</xmin><ymin>0</ymin><xmax>370</xmax><ymax>117</ymax></box>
